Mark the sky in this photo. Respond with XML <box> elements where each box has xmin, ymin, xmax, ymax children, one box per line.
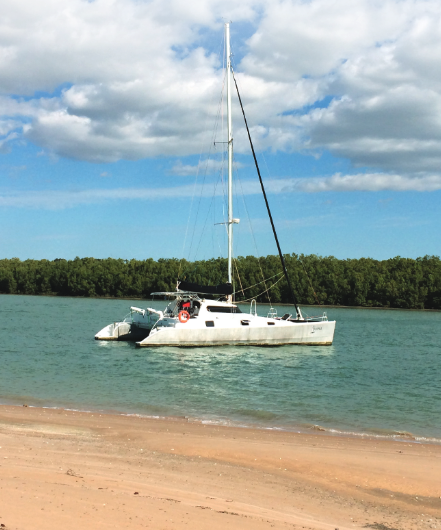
<box><xmin>1</xmin><ymin>0</ymin><xmax>441</xmax><ymax>263</ymax></box>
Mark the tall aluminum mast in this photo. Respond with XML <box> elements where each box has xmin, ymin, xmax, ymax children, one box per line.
<box><xmin>225</xmin><ymin>22</ymin><xmax>234</xmax><ymax>288</ymax></box>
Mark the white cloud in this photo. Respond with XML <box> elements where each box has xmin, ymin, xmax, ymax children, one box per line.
<box><xmin>297</xmin><ymin>4</ymin><xmax>441</xmax><ymax>174</ymax></box>
<box><xmin>290</xmin><ymin>173</ymin><xmax>441</xmax><ymax>193</ymax></box>
<box><xmin>0</xmin><ymin>0</ymin><xmax>262</xmax><ymax>160</ymax></box>
<box><xmin>0</xmin><ymin>118</ymin><xmax>22</xmax><ymax>136</ymax></box>
<box><xmin>0</xmin><ymin>185</ymin><xmax>196</xmax><ymax>209</ymax></box>
<box><xmin>2</xmin><ymin>171</ymin><xmax>440</xmax><ymax>211</ymax></box>
<box><xmin>170</xmin><ymin>158</ymin><xmax>245</xmax><ymax>176</ymax></box>
<box><xmin>0</xmin><ymin>177</ymin><xmax>271</xmax><ymax>209</ymax></box>
<box><xmin>241</xmin><ymin>0</ymin><xmax>407</xmax><ymax>82</ymax></box>
<box><xmin>304</xmin><ymin>61</ymin><xmax>441</xmax><ymax>172</ymax></box>
<box><xmin>1</xmin><ymin>0</ymin><xmax>441</xmax><ymax>184</ymax></box>
<box><xmin>374</xmin><ymin>216</ymin><xmax>429</xmax><ymax>229</ymax></box>
<box><xmin>239</xmin><ymin>0</ymin><xmax>441</xmax><ymax>173</ymax></box>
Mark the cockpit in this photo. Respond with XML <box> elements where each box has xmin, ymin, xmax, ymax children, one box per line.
<box><xmin>164</xmin><ymin>298</ymin><xmax>201</xmax><ymax>318</ymax></box>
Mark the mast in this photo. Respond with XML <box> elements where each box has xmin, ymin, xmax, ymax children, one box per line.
<box><xmin>225</xmin><ymin>22</ymin><xmax>233</xmax><ymax>289</ymax></box>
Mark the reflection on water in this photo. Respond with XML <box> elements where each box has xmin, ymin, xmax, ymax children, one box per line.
<box><xmin>1</xmin><ymin>295</ymin><xmax>440</xmax><ymax>441</ymax></box>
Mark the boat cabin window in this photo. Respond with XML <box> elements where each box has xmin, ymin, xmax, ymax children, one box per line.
<box><xmin>165</xmin><ymin>301</ymin><xmax>179</xmax><ymax>316</ymax></box>
<box><xmin>267</xmin><ymin>322</ymin><xmax>275</xmax><ymax>326</ymax></box>
<box><xmin>205</xmin><ymin>321</ymin><xmax>215</xmax><ymax>327</ymax></box>
<box><xmin>206</xmin><ymin>305</ymin><xmax>242</xmax><ymax>313</ymax></box>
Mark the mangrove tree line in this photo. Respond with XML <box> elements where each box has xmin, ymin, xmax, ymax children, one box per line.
<box><xmin>0</xmin><ymin>254</ymin><xmax>440</xmax><ymax>309</ymax></box>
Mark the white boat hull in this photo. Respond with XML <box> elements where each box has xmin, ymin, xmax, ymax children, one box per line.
<box><xmin>95</xmin><ymin>321</ymin><xmax>131</xmax><ymax>340</ymax></box>
<box><xmin>137</xmin><ymin>318</ymin><xmax>335</xmax><ymax>347</ymax></box>
<box><xmin>95</xmin><ymin>321</ymin><xmax>154</xmax><ymax>341</ymax></box>
<box><xmin>95</xmin><ymin>306</ymin><xmax>161</xmax><ymax>341</ymax></box>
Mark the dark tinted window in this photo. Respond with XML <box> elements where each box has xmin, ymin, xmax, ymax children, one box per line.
<box><xmin>206</xmin><ymin>305</ymin><xmax>242</xmax><ymax>313</ymax></box>
<box><xmin>205</xmin><ymin>321</ymin><xmax>215</xmax><ymax>327</ymax></box>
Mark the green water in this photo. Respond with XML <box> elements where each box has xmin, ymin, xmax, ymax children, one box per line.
<box><xmin>1</xmin><ymin>295</ymin><xmax>440</xmax><ymax>441</ymax></box>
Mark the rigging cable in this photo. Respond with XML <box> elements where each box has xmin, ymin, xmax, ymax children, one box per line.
<box><xmin>232</xmin><ymin>69</ymin><xmax>301</xmax><ymax>319</ymax></box>
<box><xmin>234</xmin><ymin>163</ymin><xmax>273</xmax><ymax>305</ymax></box>
<box><xmin>233</xmin><ymin>258</ymin><xmax>245</xmax><ymax>298</ymax></box>
<box><xmin>234</xmin><ymin>271</ymin><xmax>283</xmax><ymax>296</ymax></box>
<box><xmin>239</xmin><ymin>274</ymin><xmax>285</xmax><ymax>303</ymax></box>
<box><xmin>259</xmin><ymin>152</ymin><xmax>322</xmax><ymax>307</ymax></box>
<box><xmin>261</xmin><ymin>153</ymin><xmax>322</xmax><ymax>307</ymax></box>
<box><xmin>228</xmin><ymin>45</ymin><xmax>273</xmax><ymax>306</ymax></box>
<box><xmin>179</xmin><ymin>34</ymin><xmax>227</xmax><ymax>281</ymax></box>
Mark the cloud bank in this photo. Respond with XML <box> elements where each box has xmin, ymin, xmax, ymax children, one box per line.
<box><xmin>2</xmin><ymin>0</ymin><xmax>441</xmax><ymax>187</ymax></box>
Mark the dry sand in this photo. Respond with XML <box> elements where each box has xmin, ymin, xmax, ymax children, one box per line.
<box><xmin>0</xmin><ymin>405</ymin><xmax>439</xmax><ymax>530</ymax></box>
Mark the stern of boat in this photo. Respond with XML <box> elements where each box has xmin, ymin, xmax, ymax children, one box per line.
<box><xmin>95</xmin><ymin>321</ymin><xmax>131</xmax><ymax>340</ymax></box>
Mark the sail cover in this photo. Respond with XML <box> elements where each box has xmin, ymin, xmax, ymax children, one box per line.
<box><xmin>178</xmin><ymin>280</ymin><xmax>233</xmax><ymax>296</ymax></box>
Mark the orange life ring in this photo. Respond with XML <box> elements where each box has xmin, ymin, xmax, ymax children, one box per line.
<box><xmin>178</xmin><ymin>310</ymin><xmax>190</xmax><ymax>323</ymax></box>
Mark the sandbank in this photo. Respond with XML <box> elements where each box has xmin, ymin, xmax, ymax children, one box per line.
<box><xmin>0</xmin><ymin>405</ymin><xmax>440</xmax><ymax>530</ymax></box>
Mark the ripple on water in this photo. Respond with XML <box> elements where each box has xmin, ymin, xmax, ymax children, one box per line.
<box><xmin>1</xmin><ymin>295</ymin><xmax>441</xmax><ymax>441</ymax></box>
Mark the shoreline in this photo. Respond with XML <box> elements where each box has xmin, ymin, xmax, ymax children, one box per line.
<box><xmin>2</xmin><ymin>399</ymin><xmax>440</xmax><ymax>446</ymax></box>
<box><xmin>0</xmin><ymin>404</ymin><xmax>440</xmax><ymax>530</ymax></box>
<box><xmin>2</xmin><ymin>292</ymin><xmax>441</xmax><ymax>312</ymax></box>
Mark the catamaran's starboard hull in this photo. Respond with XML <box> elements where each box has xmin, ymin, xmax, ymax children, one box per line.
<box><xmin>136</xmin><ymin>320</ymin><xmax>336</xmax><ymax>347</ymax></box>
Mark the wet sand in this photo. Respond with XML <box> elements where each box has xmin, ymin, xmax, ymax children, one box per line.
<box><xmin>0</xmin><ymin>405</ymin><xmax>440</xmax><ymax>530</ymax></box>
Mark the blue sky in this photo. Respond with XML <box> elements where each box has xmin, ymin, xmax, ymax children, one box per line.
<box><xmin>1</xmin><ymin>0</ymin><xmax>441</xmax><ymax>263</ymax></box>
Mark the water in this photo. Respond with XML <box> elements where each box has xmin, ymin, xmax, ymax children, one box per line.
<box><xmin>1</xmin><ymin>294</ymin><xmax>440</xmax><ymax>442</ymax></box>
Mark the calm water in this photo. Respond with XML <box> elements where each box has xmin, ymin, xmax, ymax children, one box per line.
<box><xmin>1</xmin><ymin>294</ymin><xmax>440</xmax><ymax>442</ymax></box>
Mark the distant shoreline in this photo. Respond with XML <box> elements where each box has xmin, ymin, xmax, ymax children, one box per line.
<box><xmin>2</xmin><ymin>255</ymin><xmax>440</xmax><ymax>310</ymax></box>
<box><xmin>2</xmin><ymin>292</ymin><xmax>441</xmax><ymax>312</ymax></box>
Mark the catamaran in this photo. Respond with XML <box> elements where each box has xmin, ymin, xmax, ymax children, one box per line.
<box><xmin>95</xmin><ymin>23</ymin><xmax>336</xmax><ymax>346</ymax></box>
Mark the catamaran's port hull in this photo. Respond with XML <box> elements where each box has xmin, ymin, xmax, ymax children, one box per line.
<box><xmin>136</xmin><ymin>321</ymin><xmax>336</xmax><ymax>347</ymax></box>
<box><xmin>95</xmin><ymin>322</ymin><xmax>152</xmax><ymax>342</ymax></box>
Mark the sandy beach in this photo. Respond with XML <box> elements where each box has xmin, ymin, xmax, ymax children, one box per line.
<box><xmin>0</xmin><ymin>405</ymin><xmax>439</xmax><ymax>530</ymax></box>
